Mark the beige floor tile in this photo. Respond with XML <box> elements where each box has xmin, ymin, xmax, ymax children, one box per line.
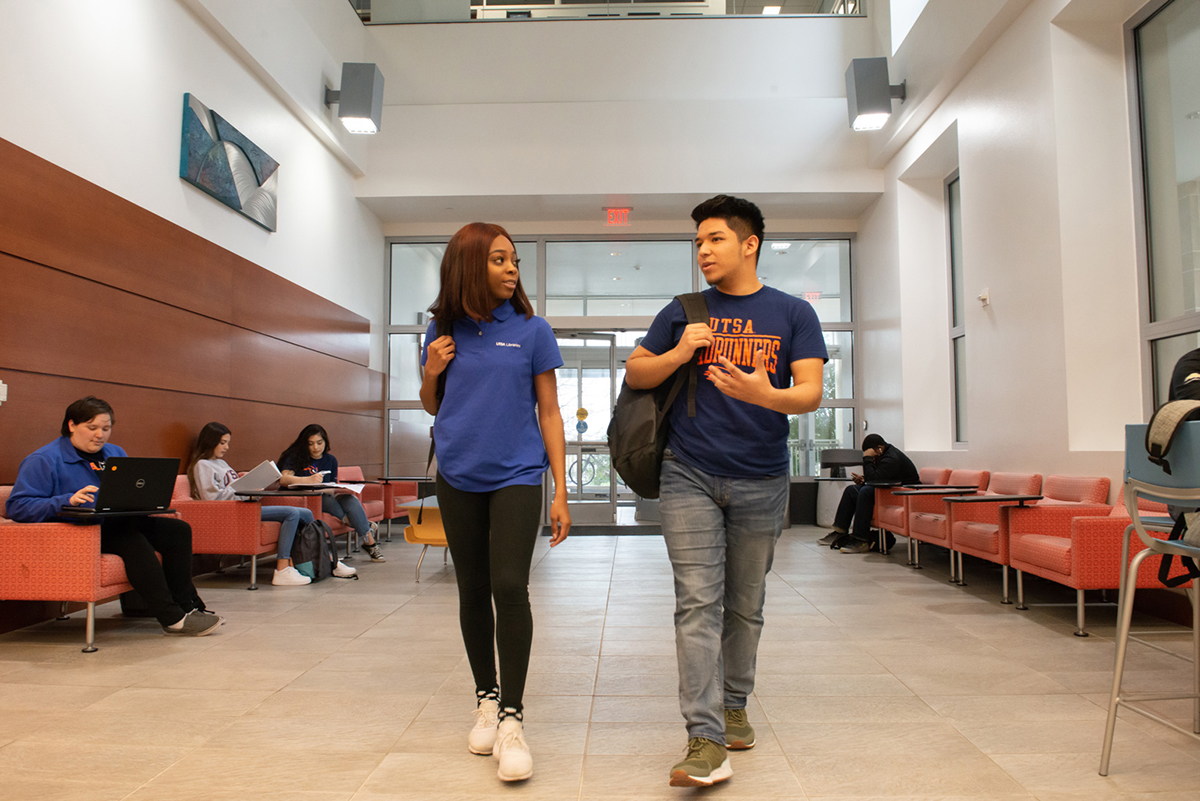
<box><xmin>208</xmin><ymin>712</ymin><xmax>407</xmax><ymax>753</ymax></box>
<box><xmin>0</xmin><ymin>740</ymin><xmax>191</xmax><ymax>784</ymax></box>
<box><xmin>791</xmin><ymin>751</ymin><xmax>1028</xmax><ymax>797</ymax></box>
<box><xmin>753</xmin><ymin>673</ymin><xmax>913</xmax><ymax>697</ymax></box>
<box><xmin>129</xmin><ymin>790</ymin><xmax>353</xmax><ymax>801</ymax></box>
<box><xmin>922</xmin><ymin>693</ymin><xmax>1108</xmax><ymax>722</ymax></box>
<box><xmin>83</xmin><ymin>686</ymin><xmax>272</xmax><ymax>717</ymax></box>
<box><xmin>757</xmin><ymin>695</ymin><xmax>940</xmax><ymax>723</ymax></box>
<box><xmin>2</xmin><ymin>779</ymin><xmax>138</xmax><ymax>801</ymax></box>
<box><xmin>591</xmin><ymin>695</ymin><xmax>682</xmax><ymax>723</ymax></box>
<box><xmin>21</xmin><ymin>708</ymin><xmax>237</xmax><ymax>747</ymax></box>
<box><xmin>0</xmin><ymin>681</ymin><xmax>118</xmax><ymax>711</ymax></box>
<box><xmin>593</xmin><ymin>670</ymin><xmax>678</xmax><ymax>696</ymax></box>
<box><xmin>360</xmin><ymin>752</ymin><xmax>584</xmax><ymax>797</ymax></box>
<box><xmin>586</xmin><ymin>720</ymin><xmax>784</xmax><ymax>756</ymax></box>
<box><xmin>147</xmin><ymin>746</ymin><xmax>384</xmax><ymax>793</ymax></box>
<box><xmin>134</xmin><ymin>665</ymin><xmax>308</xmax><ymax>692</ymax></box>
<box><xmin>772</xmin><ymin>720</ymin><xmax>982</xmax><ymax>757</ymax></box>
<box><xmin>950</xmin><ymin>718</ymin><xmax>1141</xmax><ymax>755</ymax></box>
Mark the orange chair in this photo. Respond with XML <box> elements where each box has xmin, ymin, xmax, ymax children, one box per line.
<box><xmin>873</xmin><ymin>466</ymin><xmax>951</xmax><ymax>559</ymax></box>
<box><xmin>0</xmin><ymin>485</ymin><xmax>135</xmax><ymax>652</ymax></box>
<box><xmin>1003</xmin><ymin>474</ymin><xmax>1113</xmax><ymax>633</ymax></box>
<box><xmin>170</xmin><ymin>476</ymin><xmax>285</xmax><ymax>590</ymax></box>
<box><xmin>381</xmin><ymin>479</ymin><xmax>418</xmax><ymax>542</ymax></box>
<box><xmin>945</xmin><ymin>472</ymin><xmax>1043</xmax><ymax>602</ymax></box>
<box><xmin>399</xmin><ymin>497</ymin><xmax>448</xmax><ymax>583</ymax></box>
<box><xmin>905</xmin><ymin>469</ymin><xmax>990</xmax><ymax>576</ymax></box>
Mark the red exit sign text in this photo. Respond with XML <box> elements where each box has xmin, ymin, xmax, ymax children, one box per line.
<box><xmin>605</xmin><ymin>207</ymin><xmax>631</xmax><ymax>226</ymax></box>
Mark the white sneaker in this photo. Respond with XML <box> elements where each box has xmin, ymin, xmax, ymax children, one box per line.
<box><xmin>272</xmin><ymin>566</ymin><xmax>312</xmax><ymax>586</ymax></box>
<box><xmin>333</xmin><ymin>560</ymin><xmax>357</xmax><ymax>578</ymax></box>
<box><xmin>468</xmin><ymin>698</ymin><xmax>500</xmax><ymax>755</ymax></box>
<box><xmin>493</xmin><ymin>716</ymin><xmax>532</xmax><ymax>781</ymax></box>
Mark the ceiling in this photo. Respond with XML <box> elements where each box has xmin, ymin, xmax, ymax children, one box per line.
<box><xmin>360</xmin><ymin>191</ymin><xmax>879</xmax><ymax>226</ymax></box>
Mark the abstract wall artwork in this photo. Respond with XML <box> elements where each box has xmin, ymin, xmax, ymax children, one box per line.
<box><xmin>179</xmin><ymin>94</ymin><xmax>279</xmax><ymax>232</ymax></box>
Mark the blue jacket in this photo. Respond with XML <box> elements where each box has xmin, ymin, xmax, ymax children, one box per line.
<box><xmin>5</xmin><ymin>437</ymin><xmax>128</xmax><ymax>523</ymax></box>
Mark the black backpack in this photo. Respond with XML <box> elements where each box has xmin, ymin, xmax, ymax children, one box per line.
<box><xmin>291</xmin><ymin>519</ymin><xmax>346</xmax><ymax>581</ymax></box>
<box><xmin>607</xmin><ymin>293</ymin><xmax>708</xmax><ymax>499</ymax></box>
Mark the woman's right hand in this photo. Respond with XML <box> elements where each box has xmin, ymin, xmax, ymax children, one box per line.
<box><xmin>69</xmin><ymin>485</ymin><xmax>99</xmax><ymax>506</ymax></box>
<box><xmin>425</xmin><ymin>335</ymin><xmax>456</xmax><ymax>377</ymax></box>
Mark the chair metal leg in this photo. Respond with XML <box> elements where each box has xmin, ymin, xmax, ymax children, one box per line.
<box><xmin>912</xmin><ymin>540</ymin><xmax>922</xmax><ymax>569</ymax></box>
<box><xmin>1100</xmin><ymin>550</ymin><xmax>1148</xmax><ymax>775</ymax></box>
<box><xmin>248</xmin><ymin>554</ymin><xmax>258</xmax><ymax>591</ymax></box>
<box><xmin>949</xmin><ymin>549</ymin><xmax>957</xmax><ymax>583</ymax></box>
<box><xmin>1015</xmin><ymin>570</ymin><xmax>1028</xmax><ymax>610</ymax></box>
<box><xmin>443</xmin><ymin>548</ymin><xmax>448</xmax><ymax>564</ymax></box>
<box><xmin>1001</xmin><ymin>565</ymin><xmax>1012</xmax><ymax>604</ymax></box>
<box><xmin>957</xmin><ymin>551</ymin><xmax>967</xmax><ymax>587</ymax></box>
<box><xmin>1074</xmin><ymin>588</ymin><xmax>1088</xmax><ymax>637</ymax></box>
<box><xmin>82</xmin><ymin>602</ymin><xmax>97</xmax><ymax>653</ymax></box>
<box><xmin>906</xmin><ymin>538</ymin><xmax>915</xmax><ymax>566</ymax></box>
<box><xmin>415</xmin><ymin>544</ymin><xmax>429</xmax><ymax>583</ymax></box>
<box><xmin>57</xmin><ymin>601</ymin><xmax>70</xmax><ymax>621</ymax></box>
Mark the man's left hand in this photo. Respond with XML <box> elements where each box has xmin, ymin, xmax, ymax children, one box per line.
<box><xmin>707</xmin><ymin>349</ymin><xmax>773</xmax><ymax>406</ymax></box>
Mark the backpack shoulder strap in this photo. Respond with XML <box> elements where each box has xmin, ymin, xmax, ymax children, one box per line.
<box><xmin>675</xmin><ymin>293</ymin><xmax>709</xmax><ymax>418</ymax></box>
<box><xmin>1145</xmin><ymin>400</ymin><xmax>1200</xmax><ymax>475</ymax></box>
<box><xmin>426</xmin><ymin>317</ymin><xmax>453</xmax><ymax>488</ymax></box>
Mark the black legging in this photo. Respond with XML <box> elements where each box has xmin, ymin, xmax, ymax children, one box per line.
<box><xmin>101</xmin><ymin>516</ymin><xmax>202</xmax><ymax>627</ymax></box>
<box><xmin>436</xmin><ymin>474</ymin><xmax>542</xmax><ymax>715</ymax></box>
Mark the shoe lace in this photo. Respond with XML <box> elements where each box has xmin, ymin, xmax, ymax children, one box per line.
<box><xmin>726</xmin><ymin>708</ymin><xmax>748</xmax><ymax>727</ymax></box>
<box><xmin>496</xmin><ymin>721</ymin><xmax>526</xmax><ymax>752</ymax></box>
<box><xmin>473</xmin><ymin>702</ymin><xmax>498</xmax><ymax>729</ymax></box>
<box><xmin>685</xmin><ymin>737</ymin><xmax>714</xmax><ymax>760</ymax></box>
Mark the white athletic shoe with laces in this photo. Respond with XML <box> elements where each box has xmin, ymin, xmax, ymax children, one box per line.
<box><xmin>272</xmin><ymin>566</ymin><xmax>312</xmax><ymax>586</ymax></box>
<box><xmin>332</xmin><ymin>560</ymin><xmax>356</xmax><ymax>578</ymax></box>
<box><xmin>468</xmin><ymin>698</ymin><xmax>500</xmax><ymax>755</ymax></box>
<box><xmin>493</xmin><ymin>715</ymin><xmax>533</xmax><ymax>781</ymax></box>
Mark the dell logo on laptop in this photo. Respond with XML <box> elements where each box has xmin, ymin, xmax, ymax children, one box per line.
<box><xmin>135</xmin><ymin>479</ymin><xmax>145</xmax><ymax>489</ymax></box>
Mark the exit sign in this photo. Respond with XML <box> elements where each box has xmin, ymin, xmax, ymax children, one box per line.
<box><xmin>605</xmin><ymin>207</ymin><xmax>631</xmax><ymax>226</ymax></box>
<box><xmin>804</xmin><ymin>291</ymin><xmax>822</xmax><ymax>303</ymax></box>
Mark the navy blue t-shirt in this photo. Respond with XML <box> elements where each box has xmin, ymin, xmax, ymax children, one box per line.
<box><xmin>639</xmin><ymin>285</ymin><xmax>828</xmax><ymax>477</ymax></box>
<box><xmin>422</xmin><ymin>301</ymin><xmax>564</xmax><ymax>493</ymax></box>
<box><xmin>280</xmin><ymin>451</ymin><xmax>338</xmax><ymax>480</ymax></box>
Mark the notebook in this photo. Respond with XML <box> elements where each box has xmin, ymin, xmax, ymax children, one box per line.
<box><xmin>58</xmin><ymin>457</ymin><xmax>180</xmax><ymax>519</ymax></box>
<box><xmin>230</xmin><ymin>460</ymin><xmax>282</xmax><ymax>493</ymax></box>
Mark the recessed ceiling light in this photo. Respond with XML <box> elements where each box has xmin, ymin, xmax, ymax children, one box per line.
<box><xmin>771</xmin><ymin>242</ymin><xmax>790</xmax><ymax>250</ymax></box>
<box><xmin>1188</xmin><ymin>110</ymin><xmax>1200</xmax><ymax>120</ymax></box>
<box><xmin>613</xmin><ymin>276</ymin><xmax>622</xmax><ymax>281</ymax></box>
<box><xmin>610</xmin><ymin>252</ymin><xmax>622</xmax><ymax>257</ymax></box>
<box><xmin>763</xmin><ymin>6</ymin><xmax>782</xmax><ymax>14</ymax></box>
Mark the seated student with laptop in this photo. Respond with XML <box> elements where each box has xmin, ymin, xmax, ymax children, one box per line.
<box><xmin>5</xmin><ymin>396</ymin><xmax>222</xmax><ymax>637</ymax></box>
<box><xmin>187</xmin><ymin>421</ymin><xmax>355</xmax><ymax>584</ymax></box>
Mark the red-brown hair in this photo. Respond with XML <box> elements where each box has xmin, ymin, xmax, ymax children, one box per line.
<box><xmin>428</xmin><ymin>222</ymin><xmax>533</xmax><ymax>325</ymax></box>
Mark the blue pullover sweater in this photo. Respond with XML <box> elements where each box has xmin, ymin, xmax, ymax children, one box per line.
<box><xmin>5</xmin><ymin>437</ymin><xmax>128</xmax><ymax>523</ymax></box>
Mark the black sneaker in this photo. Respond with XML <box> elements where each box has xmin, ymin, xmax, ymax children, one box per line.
<box><xmin>362</xmin><ymin>541</ymin><xmax>386</xmax><ymax>562</ymax></box>
<box><xmin>163</xmin><ymin>610</ymin><xmax>223</xmax><ymax>637</ymax></box>
<box><xmin>817</xmin><ymin>530</ymin><xmax>844</xmax><ymax>546</ymax></box>
<box><xmin>839</xmin><ymin>539</ymin><xmax>872</xmax><ymax>554</ymax></box>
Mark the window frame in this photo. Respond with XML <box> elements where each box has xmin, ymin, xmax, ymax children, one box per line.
<box><xmin>946</xmin><ymin>170</ymin><xmax>967</xmax><ymax>446</ymax></box>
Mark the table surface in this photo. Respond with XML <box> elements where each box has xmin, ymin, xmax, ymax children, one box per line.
<box><xmin>233</xmin><ymin>489</ymin><xmax>323</xmax><ymax>497</ymax></box>
<box><xmin>893</xmin><ymin>488</ymin><xmax>979</xmax><ymax>496</ymax></box>
<box><xmin>944</xmin><ymin>494</ymin><xmax>1044</xmax><ymax>505</ymax></box>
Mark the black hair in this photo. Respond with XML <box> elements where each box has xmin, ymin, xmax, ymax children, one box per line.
<box><xmin>279</xmin><ymin>424</ymin><xmax>332</xmax><ymax>470</ymax></box>
<box><xmin>60</xmin><ymin>396</ymin><xmax>114</xmax><ymax>437</ymax></box>
<box><xmin>690</xmin><ymin>195</ymin><xmax>766</xmax><ymax>264</ymax></box>
<box><xmin>862</xmin><ymin>433</ymin><xmax>888</xmax><ymax>452</ymax></box>
<box><xmin>187</xmin><ymin>422</ymin><xmax>232</xmax><ymax>499</ymax></box>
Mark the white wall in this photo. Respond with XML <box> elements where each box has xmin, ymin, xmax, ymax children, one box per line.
<box><xmin>857</xmin><ymin>0</ymin><xmax>1148</xmax><ymax>490</ymax></box>
<box><xmin>0</xmin><ymin>0</ymin><xmax>386</xmax><ymax>369</ymax></box>
<box><xmin>357</xmin><ymin>16</ymin><xmax>882</xmax><ymax>206</ymax></box>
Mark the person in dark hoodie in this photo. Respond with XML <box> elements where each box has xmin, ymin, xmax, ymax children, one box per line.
<box><xmin>819</xmin><ymin>433</ymin><xmax>919</xmax><ymax>554</ymax></box>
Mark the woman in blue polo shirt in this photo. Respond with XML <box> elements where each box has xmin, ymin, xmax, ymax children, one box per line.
<box><xmin>420</xmin><ymin>222</ymin><xmax>570</xmax><ymax>783</ymax></box>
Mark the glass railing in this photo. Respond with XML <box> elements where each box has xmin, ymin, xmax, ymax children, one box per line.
<box><xmin>350</xmin><ymin>0</ymin><xmax>863</xmax><ymax>24</ymax></box>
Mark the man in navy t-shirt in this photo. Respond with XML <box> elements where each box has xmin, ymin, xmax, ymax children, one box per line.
<box><xmin>625</xmin><ymin>195</ymin><xmax>827</xmax><ymax>787</ymax></box>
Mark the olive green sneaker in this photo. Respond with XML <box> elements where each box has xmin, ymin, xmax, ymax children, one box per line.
<box><xmin>724</xmin><ymin>707</ymin><xmax>756</xmax><ymax>749</ymax></box>
<box><xmin>668</xmin><ymin>737</ymin><xmax>732</xmax><ymax>787</ymax></box>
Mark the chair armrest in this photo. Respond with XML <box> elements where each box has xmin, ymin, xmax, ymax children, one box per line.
<box><xmin>174</xmin><ymin>498</ymin><xmax>263</xmax><ymax>528</ymax></box>
<box><xmin>1007</xmin><ymin>503</ymin><xmax>1112</xmax><ymax>537</ymax></box>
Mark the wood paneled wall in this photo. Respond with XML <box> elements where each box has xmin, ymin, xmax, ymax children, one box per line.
<box><xmin>0</xmin><ymin>137</ymin><xmax>383</xmax><ymax>633</ymax></box>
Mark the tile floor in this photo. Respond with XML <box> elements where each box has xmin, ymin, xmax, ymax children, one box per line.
<box><xmin>0</xmin><ymin>525</ymin><xmax>1198</xmax><ymax>800</ymax></box>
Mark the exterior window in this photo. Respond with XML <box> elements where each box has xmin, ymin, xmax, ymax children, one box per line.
<box><xmin>1136</xmin><ymin>0</ymin><xmax>1200</xmax><ymax>407</ymax></box>
<box><xmin>948</xmin><ymin>174</ymin><xmax>967</xmax><ymax>443</ymax></box>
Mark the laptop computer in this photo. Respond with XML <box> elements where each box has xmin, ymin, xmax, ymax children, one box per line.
<box><xmin>58</xmin><ymin>457</ymin><xmax>180</xmax><ymax>519</ymax></box>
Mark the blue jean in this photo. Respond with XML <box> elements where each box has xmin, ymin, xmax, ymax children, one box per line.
<box><xmin>659</xmin><ymin>451</ymin><xmax>788</xmax><ymax>744</ymax></box>
<box><xmin>322</xmin><ymin>494</ymin><xmax>370</xmax><ymax>538</ymax></box>
<box><xmin>260</xmin><ymin>504</ymin><xmax>314</xmax><ymax>562</ymax></box>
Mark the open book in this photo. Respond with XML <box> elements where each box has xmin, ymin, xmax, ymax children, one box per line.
<box><xmin>307</xmin><ymin>482</ymin><xmax>365</xmax><ymax>495</ymax></box>
<box><xmin>230</xmin><ymin>460</ymin><xmax>282</xmax><ymax>493</ymax></box>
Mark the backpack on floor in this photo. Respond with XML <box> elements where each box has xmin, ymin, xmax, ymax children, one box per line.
<box><xmin>607</xmin><ymin>293</ymin><xmax>708</xmax><ymax>499</ymax></box>
<box><xmin>291</xmin><ymin>519</ymin><xmax>343</xmax><ymax>581</ymax></box>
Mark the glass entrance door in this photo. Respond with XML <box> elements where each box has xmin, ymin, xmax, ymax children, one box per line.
<box><xmin>553</xmin><ymin>332</ymin><xmax>617</xmax><ymax>525</ymax></box>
